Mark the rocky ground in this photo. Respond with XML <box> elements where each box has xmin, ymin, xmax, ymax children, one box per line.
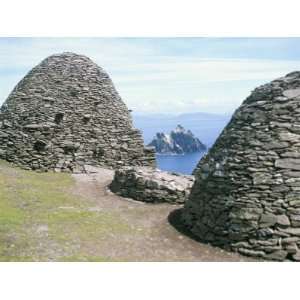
<box><xmin>0</xmin><ymin>160</ymin><xmax>257</xmax><ymax>261</ymax></box>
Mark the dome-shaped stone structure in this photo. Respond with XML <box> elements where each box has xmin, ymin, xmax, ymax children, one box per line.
<box><xmin>182</xmin><ymin>72</ymin><xmax>300</xmax><ymax>261</ymax></box>
<box><xmin>0</xmin><ymin>52</ymin><xmax>155</xmax><ymax>172</ymax></box>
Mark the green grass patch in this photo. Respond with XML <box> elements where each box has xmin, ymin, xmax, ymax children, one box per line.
<box><xmin>0</xmin><ymin>160</ymin><xmax>134</xmax><ymax>261</ymax></box>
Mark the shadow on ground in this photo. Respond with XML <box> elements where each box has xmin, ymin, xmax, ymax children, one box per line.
<box><xmin>168</xmin><ymin>208</ymin><xmax>204</xmax><ymax>243</ymax></box>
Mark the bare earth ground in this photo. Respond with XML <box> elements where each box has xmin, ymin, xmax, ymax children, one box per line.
<box><xmin>0</xmin><ymin>160</ymin><xmax>256</xmax><ymax>261</ymax></box>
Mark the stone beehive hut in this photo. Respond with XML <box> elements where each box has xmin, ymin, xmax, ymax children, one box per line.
<box><xmin>182</xmin><ymin>72</ymin><xmax>300</xmax><ymax>261</ymax></box>
<box><xmin>0</xmin><ymin>52</ymin><xmax>155</xmax><ymax>172</ymax></box>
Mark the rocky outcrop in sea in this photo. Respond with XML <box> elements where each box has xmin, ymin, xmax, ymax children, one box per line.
<box><xmin>148</xmin><ymin>125</ymin><xmax>206</xmax><ymax>154</ymax></box>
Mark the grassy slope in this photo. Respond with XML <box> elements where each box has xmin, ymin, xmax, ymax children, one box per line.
<box><xmin>0</xmin><ymin>160</ymin><xmax>133</xmax><ymax>261</ymax></box>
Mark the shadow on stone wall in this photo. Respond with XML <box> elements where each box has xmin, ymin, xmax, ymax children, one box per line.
<box><xmin>168</xmin><ymin>208</ymin><xmax>204</xmax><ymax>243</ymax></box>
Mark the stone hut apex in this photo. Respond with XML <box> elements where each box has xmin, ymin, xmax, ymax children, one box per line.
<box><xmin>0</xmin><ymin>52</ymin><xmax>155</xmax><ymax>172</ymax></box>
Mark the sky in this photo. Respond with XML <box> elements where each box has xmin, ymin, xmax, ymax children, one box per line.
<box><xmin>1</xmin><ymin>38</ymin><xmax>300</xmax><ymax>115</ymax></box>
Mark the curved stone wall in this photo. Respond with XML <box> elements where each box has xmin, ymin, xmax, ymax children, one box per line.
<box><xmin>182</xmin><ymin>71</ymin><xmax>300</xmax><ymax>261</ymax></box>
<box><xmin>0</xmin><ymin>52</ymin><xmax>155</xmax><ymax>172</ymax></box>
<box><xmin>110</xmin><ymin>166</ymin><xmax>194</xmax><ymax>204</ymax></box>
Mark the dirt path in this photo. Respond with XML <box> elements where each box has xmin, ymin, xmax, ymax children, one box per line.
<box><xmin>71</xmin><ymin>168</ymin><xmax>256</xmax><ymax>262</ymax></box>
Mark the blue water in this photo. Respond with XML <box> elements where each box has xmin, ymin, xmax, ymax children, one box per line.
<box><xmin>156</xmin><ymin>152</ymin><xmax>206</xmax><ymax>175</ymax></box>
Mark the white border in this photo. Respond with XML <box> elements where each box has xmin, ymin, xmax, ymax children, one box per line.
<box><xmin>1</xmin><ymin>0</ymin><xmax>300</xmax><ymax>36</ymax></box>
<box><xmin>0</xmin><ymin>263</ymin><xmax>299</xmax><ymax>300</ymax></box>
<box><xmin>1</xmin><ymin>0</ymin><xmax>300</xmax><ymax>299</ymax></box>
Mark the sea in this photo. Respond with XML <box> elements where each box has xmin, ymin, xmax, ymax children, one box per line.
<box><xmin>156</xmin><ymin>151</ymin><xmax>206</xmax><ymax>175</ymax></box>
<box><xmin>132</xmin><ymin>111</ymin><xmax>231</xmax><ymax>175</ymax></box>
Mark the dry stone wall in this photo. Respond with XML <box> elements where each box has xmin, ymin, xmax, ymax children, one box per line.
<box><xmin>182</xmin><ymin>71</ymin><xmax>300</xmax><ymax>261</ymax></box>
<box><xmin>0</xmin><ymin>52</ymin><xmax>155</xmax><ymax>172</ymax></box>
<box><xmin>110</xmin><ymin>167</ymin><xmax>194</xmax><ymax>204</ymax></box>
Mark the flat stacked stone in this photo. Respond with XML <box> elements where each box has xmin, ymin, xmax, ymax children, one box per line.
<box><xmin>110</xmin><ymin>166</ymin><xmax>194</xmax><ymax>204</ymax></box>
<box><xmin>0</xmin><ymin>52</ymin><xmax>155</xmax><ymax>172</ymax></box>
<box><xmin>182</xmin><ymin>71</ymin><xmax>300</xmax><ymax>261</ymax></box>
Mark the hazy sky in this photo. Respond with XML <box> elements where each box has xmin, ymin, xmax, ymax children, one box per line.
<box><xmin>1</xmin><ymin>38</ymin><xmax>300</xmax><ymax>114</ymax></box>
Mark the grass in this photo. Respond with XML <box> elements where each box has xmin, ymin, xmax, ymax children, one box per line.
<box><xmin>0</xmin><ymin>159</ymin><xmax>134</xmax><ymax>261</ymax></box>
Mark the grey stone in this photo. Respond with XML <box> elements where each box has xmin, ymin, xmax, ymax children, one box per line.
<box><xmin>288</xmin><ymin>200</ymin><xmax>300</xmax><ymax>207</ymax></box>
<box><xmin>280</xmin><ymin>151</ymin><xmax>300</xmax><ymax>158</ymax></box>
<box><xmin>252</xmin><ymin>173</ymin><xmax>273</xmax><ymax>185</ymax></box>
<box><xmin>282</xmin><ymin>237</ymin><xmax>300</xmax><ymax>244</ymax></box>
<box><xmin>182</xmin><ymin>71</ymin><xmax>300</xmax><ymax>261</ymax></box>
<box><xmin>276</xmin><ymin>215</ymin><xmax>290</xmax><ymax>227</ymax></box>
<box><xmin>292</xmin><ymin>251</ymin><xmax>300</xmax><ymax>261</ymax></box>
<box><xmin>110</xmin><ymin>166</ymin><xmax>194</xmax><ymax>204</ymax></box>
<box><xmin>265</xmin><ymin>250</ymin><xmax>288</xmax><ymax>261</ymax></box>
<box><xmin>259</xmin><ymin>214</ymin><xmax>277</xmax><ymax>228</ymax></box>
<box><xmin>238</xmin><ymin>248</ymin><xmax>265</xmax><ymax>258</ymax></box>
<box><xmin>0</xmin><ymin>52</ymin><xmax>156</xmax><ymax>172</ymax></box>
<box><xmin>0</xmin><ymin>149</ymin><xmax>6</xmax><ymax>156</ymax></box>
<box><xmin>275</xmin><ymin>158</ymin><xmax>300</xmax><ymax>171</ymax></box>
<box><xmin>278</xmin><ymin>132</ymin><xmax>300</xmax><ymax>143</ymax></box>
<box><xmin>285</xmin><ymin>243</ymin><xmax>298</xmax><ymax>254</ymax></box>
<box><xmin>264</xmin><ymin>142</ymin><xmax>289</xmax><ymax>150</ymax></box>
<box><xmin>279</xmin><ymin>227</ymin><xmax>300</xmax><ymax>236</ymax></box>
<box><xmin>289</xmin><ymin>214</ymin><xmax>300</xmax><ymax>227</ymax></box>
<box><xmin>283</xmin><ymin>88</ymin><xmax>300</xmax><ymax>98</ymax></box>
<box><xmin>0</xmin><ymin>131</ymin><xmax>8</xmax><ymax>138</ymax></box>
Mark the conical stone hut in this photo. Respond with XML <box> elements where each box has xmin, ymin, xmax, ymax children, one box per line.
<box><xmin>0</xmin><ymin>52</ymin><xmax>155</xmax><ymax>172</ymax></box>
<box><xmin>182</xmin><ymin>72</ymin><xmax>300</xmax><ymax>261</ymax></box>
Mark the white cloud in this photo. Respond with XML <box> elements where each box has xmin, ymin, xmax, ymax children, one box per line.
<box><xmin>111</xmin><ymin>58</ymin><xmax>300</xmax><ymax>114</ymax></box>
<box><xmin>1</xmin><ymin>38</ymin><xmax>300</xmax><ymax>114</ymax></box>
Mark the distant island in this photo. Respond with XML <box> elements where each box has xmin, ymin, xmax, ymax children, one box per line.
<box><xmin>148</xmin><ymin>125</ymin><xmax>207</xmax><ymax>154</ymax></box>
